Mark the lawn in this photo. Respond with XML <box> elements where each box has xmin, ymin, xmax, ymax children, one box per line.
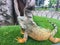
<box><xmin>35</xmin><ymin>7</ymin><xmax>60</xmax><ymax>11</ymax></box>
<box><xmin>0</xmin><ymin>16</ymin><xmax>60</xmax><ymax>45</ymax></box>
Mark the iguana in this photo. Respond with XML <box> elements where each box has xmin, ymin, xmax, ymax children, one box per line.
<box><xmin>16</xmin><ymin>19</ymin><xmax>60</xmax><ymax>43</ymax></box>
<box><xmin>14</xmin><ymin>0</ymin><xmax>60</xmax><ymax>43</ymax></box>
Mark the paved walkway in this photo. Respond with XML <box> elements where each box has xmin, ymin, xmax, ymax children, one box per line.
<box><xmin>52</xmin><ymin>43</ymin><xmax>60</xmax><ymax>45</ymax></box>
<box><xmin>33</xmin><ymin>10</ymin><xmax>60</xmax><ymax>20</ymax></box>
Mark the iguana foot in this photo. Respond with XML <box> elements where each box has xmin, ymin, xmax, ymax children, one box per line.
<box><xmin>49</xmin><ymin>36</ymin><xmax>60</xmax><ymax>43</ymax></box>
<box><xmin>16</xmin><ymin>37</ymin><xmax>27</xmax><ymax>43</ymax></box>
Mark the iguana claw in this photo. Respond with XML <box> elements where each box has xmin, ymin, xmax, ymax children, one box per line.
<box><xmin>16</xmin><ymin>37</ymin><xmax>27</xmax><ymax>43</ymax></box>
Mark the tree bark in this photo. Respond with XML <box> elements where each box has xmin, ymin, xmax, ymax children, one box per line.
<box><xmin>56</xmin><ymin>0</ymin><xmax>59</xmax><ymax>11</ymax></box>
<box><xmin>0</xmin><ymin>0</ymin><xmax>14</xmax><ymax>26</ymax></box>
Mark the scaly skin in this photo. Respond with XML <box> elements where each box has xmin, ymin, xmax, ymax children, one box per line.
<box><xmin>26</xmin><ymin>25</ymin><xmax>51</xmax><ymax>41</ymax></box>
<box><xmin>16</xmin><ymin>19</ymin><xmax>60</xmax><ymax>43</ymax></box>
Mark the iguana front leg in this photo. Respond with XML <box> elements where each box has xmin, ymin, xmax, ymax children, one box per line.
<box><xmin>21</xmin><ymin>30</ymin><xmax>24</xmax><ymax>34</ymax></box>
<box><xmin>16</xmin><ymin>31</ymin><xmax>28</xmax><ymax>43</ymax></box>
<box><xmin>49</xmin><ymin>36</ymin><xmax>60</xmax><ymax>43</ymax></box>
<box><xmin>21</xmin><ymin>28</ymin><xmax>25</xmax><ymax>34</ymax></box>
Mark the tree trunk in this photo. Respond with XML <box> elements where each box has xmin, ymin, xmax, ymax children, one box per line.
<box><xmin>56</xmin><ymin>0</ymin><xmax>59</xmax><ymax>11</ymax></box>
<box><xmin>0</xmin><ymin>0</ymin><xmax>14</xmax><ymax>26</ymax></box>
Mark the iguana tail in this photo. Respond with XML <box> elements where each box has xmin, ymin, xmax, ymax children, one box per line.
<box><xmin>48</xmin><ymin>20</ymin><xmax>57</xmax><ymax>36</ymax></box>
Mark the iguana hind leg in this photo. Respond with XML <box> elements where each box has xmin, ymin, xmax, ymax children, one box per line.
<box><xmin>49</xmin><ymin>36</ymin><xmax>60</xmax><ymax>43</ymax></box>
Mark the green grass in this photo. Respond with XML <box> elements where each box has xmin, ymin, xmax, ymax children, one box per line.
<box><xmin>35</xmin><ymin>7</ymin><xmax>50</xmax><ymax>11</ymax></box>
<box><xmin>35</xmin><ymin>8</ymin><xmax>60</xmax><ymax>11</ymax></box>
<box><xmin>51</xmin><ymin>0</ymin><xmax>57</xmax><ymax>4</ymax></box>
<box><xmin>0</xmin><ymin>16</ymin><xmax>60</xmax><ymax>45</ymax></box>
